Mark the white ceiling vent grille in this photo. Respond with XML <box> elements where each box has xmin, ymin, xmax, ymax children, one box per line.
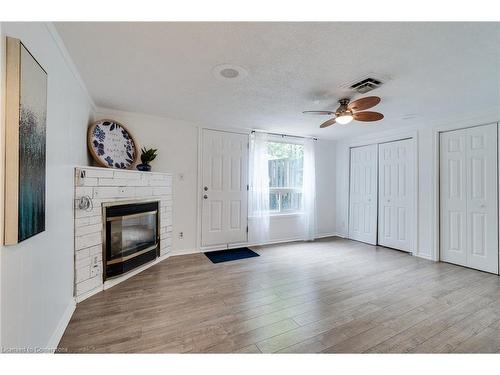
<box><xmin>349</xmin><ymin>77</ymin><xmax>383</xmax><ymax>94</ymax></box>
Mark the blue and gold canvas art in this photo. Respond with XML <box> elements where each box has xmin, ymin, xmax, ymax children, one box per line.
<box><xmin>5</xmin><ymin>37</ymin><xmax>47</xmax><ymax>244</ymax></box>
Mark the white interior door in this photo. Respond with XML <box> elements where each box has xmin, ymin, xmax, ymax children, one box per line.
<box><xmin>440</xmin><ymin>129</ymin><xmax>467</xmax><ymax>266</ymax></box>
<box><xmin>201</xmin><ymin>129</ymin><xmax>249</xmax><ymax>247</ymax></box>
<box><xmin>378</xmin><ymin>139</ymin><xmax>413</xmax><ymax>252</ymax></box>
<box><xmin>348</xmin><ymin>144</ymin><xmax>378</xmax><ymax>245</ymax></box>
<box><xmin>440</xmin><ymin>124</ymin><xmax>498</xmax><ymax>274</ymax></box>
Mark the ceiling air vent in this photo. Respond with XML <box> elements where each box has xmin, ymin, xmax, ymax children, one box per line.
<box><xmin>350</xmin><ymin>77</ymin><xmax>383</xmax><ymax>94</ymax></box>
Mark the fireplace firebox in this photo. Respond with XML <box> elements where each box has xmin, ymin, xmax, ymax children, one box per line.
<box><xmin>103</xmin><ymin>200</ymin><xmax>159</xmax><ymax>279</ymax></box>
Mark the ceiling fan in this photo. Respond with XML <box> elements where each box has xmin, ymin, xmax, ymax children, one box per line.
<box><xmin>303</xmin><ymin>96</ymin><xmax>384</xmax><ymax>128</ymax></box>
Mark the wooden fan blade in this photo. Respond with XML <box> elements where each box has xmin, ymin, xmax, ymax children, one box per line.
<box><xmin>303</xmin><ymin>110</ymin><xmax>334</xmax><ymax>115</ymax></box>
<box><xmin>348</xmin><ymin>96</ymin><xmax>381</xmax><ymax>112</ymax></box>
<box><xmin>353</xmin><ymin>111</ymin><xmax>384</xmax><ymax>122</ymax></box>
<box><xmin>320</xmin><ymin>118</ymin><xmax>336</xmax><ymax>128</ymax></box>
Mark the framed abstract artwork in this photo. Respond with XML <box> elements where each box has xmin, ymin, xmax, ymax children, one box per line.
<box><xmin>4</xmin><ymin>37</ymin><xmax>47</xmax><ymax>245</ymax></box>
<box><xmin>87</xmin><ymin>119</ymin><xmax>138</xmax><ymax>169</ymax></box>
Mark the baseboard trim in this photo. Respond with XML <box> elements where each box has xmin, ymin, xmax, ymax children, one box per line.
<box><xmin>315</xmin><ymin>232</ymin><xmax>340</xmax><ymax>239</ymax></box>
<box><xmin>75</xmin><ymin>285</ymin><xmax>103</xmax><ymax>303</ymax></box>
<box><xmin>413</xmin><ymin>252</ymin><xmax>436</xmax><ymax>261</ymax></box>
<box><xmin>199</xmin><ymin>233</ymin><xmax>342</xmax><ymax>253</ymax></box>
<box><xmin>170</xmin><ymin>248</ymin><xmax>200</xmax><ymax>256</ymax></box>
<box><xmin>48</xmin><ymin>298</ymin><xmax>76</xmax><ymax>352</ymax></box>
<box><xmin>246</xmin><ymin>237</ymin><xmax>304</xmax><ymax>248</ymax></box>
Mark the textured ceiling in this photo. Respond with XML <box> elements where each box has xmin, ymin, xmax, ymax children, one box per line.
<box><xmin>55</xmin><ymin>22</ymin><xmax>500</xmax><ymax>140</ymax></box>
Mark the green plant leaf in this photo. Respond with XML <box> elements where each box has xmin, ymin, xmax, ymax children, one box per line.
<box><xmin>140</xmin><ymin>147</ymin><xmax>158</xmax><ymax>164</ymax></box>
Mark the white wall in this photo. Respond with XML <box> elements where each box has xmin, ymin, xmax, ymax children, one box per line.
<box><xmin>335</xmin><ymin>113</ymin><xmax>500</xmax><ymax>261</ymax></box>
<box><xmin>94</xmin><ymin>108</ymin><xmax>338</xmax><ymax>253</ymax></box>
<box><xmin>0</xmin><ymin>23</ymin><xmax>94</xmax><ymax>351</ymax></box>
<box><xmin>315</xmin><ymin>139</ymin><xmax>337</xmax><ymax>237</ymax></box>
<box><xmin>94</xmin><ymin>108</ymin><xmax>199</xmax><ymax>255</ymax></box>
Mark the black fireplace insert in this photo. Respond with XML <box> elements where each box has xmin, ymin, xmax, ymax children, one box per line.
<box><xmin>104</xmin><ymin>200</ymin><xmax>159</xmax><ymax>279</ymax></box>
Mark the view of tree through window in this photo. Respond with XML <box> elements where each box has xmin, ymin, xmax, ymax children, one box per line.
<box><xmin>267</xmin><ymin>141</ymin><xmax>304</xmax><ymax>213</ymax></box>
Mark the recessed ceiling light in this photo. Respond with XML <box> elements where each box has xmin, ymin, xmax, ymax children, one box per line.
<box><xmin>220</xmin><ymin>68</ymin><xmax>239</xmax><ymax>78</ymax></box>
<box><xmin>212</xmin><ymin>64</ymin><xmax>248</xmax><ymax>81</ymax></box>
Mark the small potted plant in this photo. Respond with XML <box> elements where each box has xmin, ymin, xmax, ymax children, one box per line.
<box><xmin>136</xmin><ymin>147</ymin><xmax>158</xmax><ymax>172</ymax></box>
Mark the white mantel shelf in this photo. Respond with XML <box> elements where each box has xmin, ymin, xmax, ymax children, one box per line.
<box><xmin>73</xmin><ymin>166</ymin><xmax>173</xmax><ymax>302</ymax></box>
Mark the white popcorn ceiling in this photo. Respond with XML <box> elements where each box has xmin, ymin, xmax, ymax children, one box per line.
<box><xmin>55</xmin><ymin>22</ymin><xmax>499</xmax><ymax>140</ymax></box>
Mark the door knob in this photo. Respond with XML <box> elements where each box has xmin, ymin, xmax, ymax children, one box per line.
<box><xmin>203</xmin><ymin>195</ymin><xmax>208</xmax><ymax>199</ymax></box>
<box><xmin>204</xmin><ymin>186</ymin><xmax>208</xmax><ymax>191</ymax></box>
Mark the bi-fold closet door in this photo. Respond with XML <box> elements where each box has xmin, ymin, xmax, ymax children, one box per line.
<box><xmin>377</xmin><ymin>139</ymin><xmax>413</xmax><ymax>252</ymax></box>
<box><xmin>348</xmin><ymin>139</ymin><xmax>413</xmax><ymax>252</ymax></box>
<box><xmin>440</xmin><ymin>124</ymin><xmax>498</xmax><ymax>274</ymax></box>
<box><xmin>348</xmin><ymin>144</ymin><xmax>378</xmax><ymax>245</ymax></box>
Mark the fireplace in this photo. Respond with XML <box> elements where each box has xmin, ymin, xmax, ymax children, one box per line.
<box><xmin>103</xmin><ymin>200</ymin><xmax>159</xmax><ymax>279</ymax></box>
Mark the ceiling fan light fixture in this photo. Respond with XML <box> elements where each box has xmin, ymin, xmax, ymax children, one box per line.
<box><xmin>303</xmin><ymin>96</ymin><xmax>383</xmax><ymax>129</ymax></box>
<box><xmin>335</xmin><ymin>114</ymin><xmax>353</xmax><ymax>125</ymax></box>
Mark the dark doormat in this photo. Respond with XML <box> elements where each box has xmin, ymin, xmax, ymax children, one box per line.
<box><xmin>204</xmin><ymin>247</ymin><xmax>260</xmax><ymax>264</ymax></box>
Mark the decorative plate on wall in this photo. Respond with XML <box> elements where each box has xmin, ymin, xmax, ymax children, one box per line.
<box><xmin>87</xmin><ymin>119</ymin><xmax>138</xmax><ymax>169</ymax></box>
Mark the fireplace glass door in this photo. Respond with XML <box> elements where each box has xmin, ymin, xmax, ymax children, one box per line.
<box><xmin>105</xmin><ymin>201</ymin><xmax>159</xmax><ymax>278</ymax></box>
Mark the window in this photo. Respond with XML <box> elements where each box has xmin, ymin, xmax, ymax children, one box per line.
<box><xmin>267</xmin><ymin>140</ymin><xmax>304</xmax><ymax>214</ymax></box>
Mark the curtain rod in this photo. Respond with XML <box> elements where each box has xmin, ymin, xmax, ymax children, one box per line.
<box><xmin>251</xmin><ymin>130</ymin><xmax>317</xmax><ymax>141</ymax></box>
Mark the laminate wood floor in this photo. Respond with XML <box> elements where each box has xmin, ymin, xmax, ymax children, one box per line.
<box><xmin>58</xmin><ymin>237</ymin><xmax>500</xmax><ymax>353</ymax></box>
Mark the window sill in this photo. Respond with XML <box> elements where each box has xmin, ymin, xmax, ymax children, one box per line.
<box><xmin>270</xmin><ymin>212</ymin><xmax>305</xmax><ymax>218</ymax></box>
<box><xmin>249</xmin><ymin>212</ymin><xmax>304</xmax><ymax>219</ymax></box>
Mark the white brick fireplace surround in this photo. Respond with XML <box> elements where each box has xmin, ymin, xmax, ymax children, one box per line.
<box><xmin>74</xmin><ymin>167</ymin><xmax>173</xmax><ymax>302</ymax></box>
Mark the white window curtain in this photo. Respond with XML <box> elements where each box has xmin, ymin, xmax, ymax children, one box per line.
<box><xmin>301</xmin><ymin>138</ymin><xmax>317</xmax><ymax>241</ymax></box>
<box><xmin>249</xmin><ymin>132</ymin><xmax>270</xmax><ymax>244</ymax></box>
